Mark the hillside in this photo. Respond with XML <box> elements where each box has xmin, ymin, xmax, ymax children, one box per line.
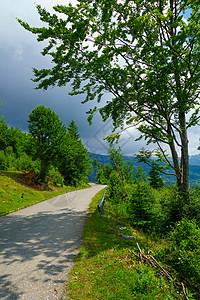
<box><xmin>88</xmin><ymin>152</ymin><xmax>200</xmax><ymax>186</ymax></box>
<box><xmin>0</xmin><ymin>171</ymin><xmax>89</xmax><ymax>217</ymax></box>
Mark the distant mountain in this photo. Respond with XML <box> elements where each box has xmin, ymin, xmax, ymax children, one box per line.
<box><xmin>88</xmin><ymin>152</ymin><xmax>200</xmax><ymax>186</ymax></box>
<box><xmin>189</xmin><ymin>154</ymin><xmax>200</xmax><ymax>166</ymax></box>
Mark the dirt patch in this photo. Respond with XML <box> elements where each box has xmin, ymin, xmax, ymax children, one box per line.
<box><xmin>20</xmin><ymin>170</ymin><xmax>55</xmax><ymax>191</ymax></box>
<box><xmin>3</xmin><ymin>170</ymin><xmax>54</xmax><ymax>191</ymax></box>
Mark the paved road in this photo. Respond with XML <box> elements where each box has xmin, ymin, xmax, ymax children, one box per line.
<box><xmin>0</xmin><ymin>184</ymin><xmax>106</xmax><ymax>300</ymax></box>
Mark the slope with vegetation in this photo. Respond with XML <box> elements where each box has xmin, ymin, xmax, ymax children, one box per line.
<box><xmin>0</xmin><ymin>103</ymin><xmax>91</xmax><ymax>189</ymax></box>
<box><xmin>0</xmin><ymin>171</ymin><xmax>88</xmax><ymax>217</ymax></box>
<box><xmin>0</xmin><ymin>103</ymin><xmax>92</xmax><ymax>216</ymax></box>
<box><xmin>67</xmin><ymin>149</ymin><xmax>200</xmax><ymax>300</ymax></box>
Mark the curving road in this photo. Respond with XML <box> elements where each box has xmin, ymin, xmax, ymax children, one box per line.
<box><xmin>0</xmin><ymin>183</ymin><xmax>106</xmax><ymax>300</ymax></box>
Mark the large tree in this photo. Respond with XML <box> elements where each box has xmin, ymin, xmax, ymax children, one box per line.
<box><xmin>18</xmin><ymin>0</ymin><xmax>200</xmax><ymax>200</ymax></box>
<box><xmin>28</xmin><ymin>105</ymin><xmax>65</xmax><ymax>181</ymax></box>
<box><xmin>58</xmin><ymin>120</ymin><xmax>92</xmax><ymax>186</ymax></box>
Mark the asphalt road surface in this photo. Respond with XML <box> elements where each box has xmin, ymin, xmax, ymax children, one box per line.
<box><xmin>0</xmin><ymin>183</ymin><xmax>106</xmax><ymax>300</ymax></box>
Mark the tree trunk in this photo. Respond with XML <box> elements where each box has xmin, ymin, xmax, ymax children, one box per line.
<box><xmin>179</xmin><ymin>112</ymin><xmax>190</xmax><ymax>201</ymax></box>
<box><xmin>168</xmin><ymin>140</ymin><xmax>181</xmax><ymax>186</ymax></box>
<box><xmin>39</xmin><ymin>159</ymin><xmax>48</xmax><ymax>183</ymax></box>
<box><xmin>168</xmin><ymin>122</ymin><xmax>190</xmax><ymax>203</ymax></box>
<box><xmin>169</xmin><ymin>0</ymin><xmax>190</xmax><ymax>202</ymax></box>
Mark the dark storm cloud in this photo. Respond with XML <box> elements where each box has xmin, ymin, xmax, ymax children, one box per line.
<box><xmin>0</xmin><ymin>0</ymin><xmax>141</xmax><ymax>155</ymax></box>
<box><xmin>0</xmin><ymin>40</ymin><xmax>101</xmax><ymax>135</ymax></box>
<box><xmin>0</xmin><ymin>29</ymin><xmax>112</xmax><ymax>153</ymax></box>
<box><xmin>1</xmin><ymin>0</ymin><xmax>199</xmax><ymax>156</ymax></box>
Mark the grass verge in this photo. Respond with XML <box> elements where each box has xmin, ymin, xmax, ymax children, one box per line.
<box><xmin>0</xmin><ymin>171</ymin><xmax>89</xmax><ymax>217</ymax></box>
<box><xmin>66</xmin><ymin>189</ymin><xmax>182</xmax><ymax>300</ymax></box>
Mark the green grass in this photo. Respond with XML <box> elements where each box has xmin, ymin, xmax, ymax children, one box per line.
<box><xmin>66</xmin><ymin>189</ymin><xmax>182</xmax><ymax>300</ymax></box>
<box><xmin>0</xmin><ymin>171</ymin><xmax>89</xmax><ymax>217</ymax></box>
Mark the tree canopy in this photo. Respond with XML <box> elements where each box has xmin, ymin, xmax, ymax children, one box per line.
<box><xmin>0</xmin><ymin>104</ymin><xmax>91</xmax><ymax>186</ymax></box>
<box><xmin>18</xmin><ymin>0</ymin><xmax>200</xmax><ymax>199</ymax></box>
<box><xmin>28</xmin><ymin>105</ymin><xmax>66</xmax><ymax>181</ymax></box>
<box><xmin>58</xmin><ymin>120</ymin><xmax>92</xmax><ymax>186</ymax></box>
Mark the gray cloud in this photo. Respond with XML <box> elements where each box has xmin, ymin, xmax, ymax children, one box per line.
<box><xmin>0</xmin><ymin>0</ymin><xmax>199</xmax><ymax>157</ymax></box>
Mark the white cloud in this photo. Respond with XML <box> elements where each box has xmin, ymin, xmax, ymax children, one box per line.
<box><xmin>0</xmin><ymin>0</ymin><xmax>77</xmax><ymax>47</ymax></box>
<box><xmin>12</xmin><ymin>45</ymin><xmax>24</xmax><ymax>61</ymax></box>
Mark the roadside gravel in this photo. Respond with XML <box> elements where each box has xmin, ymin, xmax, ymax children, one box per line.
<box><xmin>0</xmin><ymin>183</ymin><xmax>106</xmax><ymax>299</ymax></box>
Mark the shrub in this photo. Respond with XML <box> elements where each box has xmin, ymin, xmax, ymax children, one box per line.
<box><xmin>14</xmin><ymin>153</ymin><xmax>40</xmax><ymax>171</ymax></box>
<box><xmin>183</xmin><ymin>186</ymin><xmax>200</xmax><ymax>226</ymax></box>
<box><xmin>128</xmin><ymin>181</ymin><xmax>159</xmax><ymax>231</ymax></box>
<box><xmin>48</xmin><ymin>167</ymin><xmax>64</xmax><ymax>187</ymax></box>
<box><xmin>161</xmin><ymin>219</ymin><xmax>200</xmax><ymax>298</ymax></box>
<box><xmin>4</xmin><ymin>146</ymin><xmax>16</xmax><ymax>169</ymax></box>
<box><xmin>107</xmin><ymin>170</ymin><xmax>127</xmax><ymax>204</ymax></box>
<box><xmin>149</xmin><ymin>162</ymin><xmax>164</xmax><ymax>189</ymax></box>
<box><xmin>0</xmin><ymin>150</ymin><xmax>8</xmax><ymax>170</ymax></box>
<box><xmin>159</xmin><ymin>186</ymin><xmax>185</xmax><ymax>231</ymax></box>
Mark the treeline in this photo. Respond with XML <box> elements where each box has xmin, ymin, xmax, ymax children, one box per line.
<box><xmin>94</xmin><ymin>147</ymin><xmax>164</xmax><ymax>189</ymax></box>
<box><xmin>0</xmin><ymin>104</ymin><xmax>91</xmax><ymax>187</ymax></box>
<box><xmin>96</xmin><ymin>147</ymin><xmax>200</xmax><ymax>298</ymax></box>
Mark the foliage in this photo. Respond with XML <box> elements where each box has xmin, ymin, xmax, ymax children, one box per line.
<box><xmin>0</xmin><ymin>115</ymin><xmax>9</xmax><ymax>151</ymax></box>
<box><xmin>5</xmin><ymin>127</ymin><xmax>27</xmax><ymax>157</ymax></box>
<box><xmin>103</xmin><ymin>179</ymin><xmax>200</xmax><ymax>297</ymax></box>
<box><xmin>158</xmin><ymin>186</ymin><xmax>190</xmax><ymax>230</ymax></box>
<box><xmin>47</xmin><ymin>166</ymin><xmax>64</xmax><ymax>187</ymax></box>
<box><xmin>68</xmin><ymin>120</ymin><xmax>80</xmax><ymax>140</ymax></box>
<box><xmin>66</xmin><ymin>189</ymin><xmax>183</xmax><ymax>300</ymax></box>
<box><xmin>0</xmin><ymin>107</ymin><xmax>91</xmax><ymax>187</ymax></box>
<box><xmin>149</xmin><ymin>162</ymin><xmax>164</xmax><ymax>189</ymax></box>
<box><xmin>107</xmin><ymin>170</ymin><xmax>127</xmax><ymax>204</ymax></box>
<box><xmin>14</xmin><ymin>152</ymin><xmax>40</xmax><ymax>171</ymax></box>
<box><xmin>0</xmin><ymin>150</ymin><xmax>8</xmax><ymax>170</ymax></box>
<box><xmin>17</xmin><ymin>0</ymin><xmax>200</xmax><ymax>199</ymax></box>
<box><xmin>0</xmin><ymin>122</ymin><xmax>24</xmax><ymax>169</ymax></box>
<box><xmin>104</xmin><ymin>148</ymin><xmax>162</xmax><ymax>230</ymax></box>
<box><xmin>96</xmin><ymin>163</ymin><xmax>106</xmax><ymax>184</ymax></box>
<box><xmin>94</xmin><ymin>147</ymin><xmax>136</xmax><ymax>185</ymax></box>
<box><xmin>128</xmin><ymin>181</ymin><xmax>159</xmax><ymax>231</ymax></box>
<box><xmin>57</xmin><ymin>121</ymin><xmax>92</xmax><ymax>186</ymax></box>
<box><xmin>28</xmin><ymin>105</ymin><xmax>66</xmax><ymax>182</ymax></box>
<box><xmin>109</xmin><ymin>147</ymin><xmax>135</xmax><ymax>184</ymax></box>
<box><xmin>183</xmin><ymin>185</ymin><xmax>200</xmax><ymax>226</ymax></box>
<box><xmin>0</xmin><ymin>113</ymin><xmax>28</xmax><ymax>157</ymax></box>
<box><xmin>160</xmin><ymin>219</ymin><xmax>200</xmax><ymax>298</ymax></box>
<box><xmin>0</xmin><ymin>146</ymin><xmax>16</xmax><ymax>170</ymax></box>
<box><xmin>0</xmin><ymin>171</ymin><xmax>89</xmax><ymax>217</ymax></box>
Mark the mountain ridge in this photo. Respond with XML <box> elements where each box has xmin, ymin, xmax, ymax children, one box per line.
<box><xmin>88</xmin><ymin>152</ymin><xmax>200</xmax><ymax>185</ymax></box>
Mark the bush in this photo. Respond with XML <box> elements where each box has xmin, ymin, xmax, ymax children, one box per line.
<box><xmin>107</xmin><ymin>170</ymin><xmax>127</xmax><ymax>204</ymax></box>
<box><xmin>159</xmin><ymin>186</ymin><xmax>185</xmax><ymax>231</ymax></box>
<box><xmin>128</xmin><ymin>181</ymin><xmax>160</xmax><ymax>231</ymax></box>
<box><xmin>0</xmin><ymin>150</ymin><xmax>8</xmax><ymax>170</ymax></box>
<box><xmin>48</xmin><ymin>167</ymin><xmax>64</xmax><ymax>187</ymax></box>
<box><xmin>4</xmin><ymin>146</ymin><xmax>16</xmax><ymax>169</ymax></box>
<box><xmin>14</xmin><ymin>153</ymin><xmax>40</xmax><ymax>171</ymax></box>
<box><xmin>161</xmin><ymin>219</ymin><xmax>200</xmax><ymax>298</ymax></box>
<box><xmin>0</xmin><ymin>147</ymin><xmax>16</xmax><ymax>170</ymax></box>
<box><xmin>183</xmin><ymin>186</ymin><xmax>200</xmax><ymax>226</ymax></box>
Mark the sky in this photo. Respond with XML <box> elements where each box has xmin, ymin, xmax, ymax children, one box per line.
<box><xmin>0</xmin><ymin>0</ymin><xmax>199</xmax><ymax>156</ymax></box>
